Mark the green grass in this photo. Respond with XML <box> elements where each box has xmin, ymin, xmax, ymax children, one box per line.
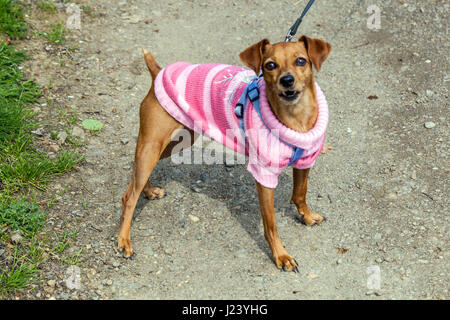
<box><xmin>53</xmin><ymin>229</ymin><xmax>77</xmax><ymax>254</ymax></box>
<box><xmin>0</xmin><ymin>0</ymin><xmax>86</xmax><ymax>296</ymax></box>
<box><xmin>37</xmin><ymin>1</ymin><xmax>56</xmax><ymax>14</ymax></box>
<box><xmin>38</xmin><ymin>22</ymin><xmax>66</xmax><ymax>44</ymax></box>
<box><xmin>0</xmin><ymin>198</ymin><xmax>46</xmax><ymax>236</ymax></box>
<box><xmin>0</xmin><ymin>42</ymin><xmax>83</xmax><ymax>193</ymax></box>
<box><xmin>0</xmin><ymin>247</ymin><xmax>42</xmax><ymax>294</ymax></box>
<box><xmin>0</xmin><ymin>40</ymin><xmax>83</xmax><ymax>295</ymax></box>
<box><xmin>0</xmin><ymin>0</ymin><xmax>27</xmax><ymax>39</ymax></box>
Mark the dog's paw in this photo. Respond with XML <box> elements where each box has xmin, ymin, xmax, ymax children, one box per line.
<box><xmin>299</xmin><ymin>210</ymin><xmax>326</xmax><ymax>226</ymax></box>
<box><xmin>118</xmin><ymin>237</ymin><xmax>134</xmax><ymax>259</ymax></box>
<box><xmin>274</xmin><ymin>254</ymin><xmax>299</xmax><ymax>273</ymax></box>
<box><xmin>143</xmin><ymin>186</ymin><xmax>165</xmax><ymax>200</ymax></box>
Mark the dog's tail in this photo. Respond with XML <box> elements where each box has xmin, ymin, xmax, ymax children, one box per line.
<box><xmin>142</xmin><ymin>48</ymin><xmax>161</xmax><ymax>80</ymax></box>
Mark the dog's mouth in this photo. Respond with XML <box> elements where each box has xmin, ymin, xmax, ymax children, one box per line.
<box><xmin>279</xmin><ymin>90</ymin><xmax>300</xmax><ymax>102</ymax></box>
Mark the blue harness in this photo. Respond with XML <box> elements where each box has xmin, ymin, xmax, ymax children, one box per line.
<box><xmin>234</xmin><ymin>77</ymin><xmax>304</xmax><ymax>166</ymax></box>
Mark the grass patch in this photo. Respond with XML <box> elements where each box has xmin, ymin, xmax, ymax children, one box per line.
<box><xmin>0</xmin><ymin>198</ymin><xmax>46</xmax><ymax>236</ymax></box>
<box><xmin>37</xmin><ymin>1</ymin><xmax>56</xmax><ymax>14</ymax></box>
<box><xmin>0</xmin><ymin>42</ymin><xmax>83</xmax><ymax>193</ymax></box>
<box><xmin>38</xmin><ymin>22</ymin><xmax>66</xmax><ymax>44</ymax></box>
<box><xmin>0</xmin><ymin>0</ymin><xmax>85</xmax><ymax>297</ymax></box>
<box><xmin>0</xmin><ymin>40</ymin><xmax>83</xmax><ymax>296</ymax></box>
<box><xmin>81</xmin><ymin>5</ymin><xmax>96</xmax><ymax>18</ymax></box>
<box><xmin>0</xmin><ymin>247</ymin><xmax>42</xmax><ymax>295</ymax></box>
<box><xmin>0</xmin><ymin>0</ymin><xmax>27</xmax><ymax>39</ymax></box>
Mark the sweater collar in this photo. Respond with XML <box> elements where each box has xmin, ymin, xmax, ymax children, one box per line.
<box><xmin>256</xmin><ymin>78</ymin><xmax>329</xmax><ymax>150</ymax></box>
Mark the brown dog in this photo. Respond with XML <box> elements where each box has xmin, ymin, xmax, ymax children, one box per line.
<box><xmin>118</xmin><ymin>36</ymin><xmax>331</xmax><ymax>271</ymax></box>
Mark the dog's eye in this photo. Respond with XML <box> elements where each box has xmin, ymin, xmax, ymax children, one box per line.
<box><xmin>265</xmin><ymin>61</ymin><xmax>277</xmax><ymax>71</ymax></box>
<box><xmin>295</xmin><ymin>58</ymin><xmax>307</xmax><ymax>67</ymax></box>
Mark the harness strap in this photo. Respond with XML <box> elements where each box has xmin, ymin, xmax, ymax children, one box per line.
<box><xmin>234</xmin><ymin>79</ymin><xmax>305</xmax><ymax>166</ymax></box>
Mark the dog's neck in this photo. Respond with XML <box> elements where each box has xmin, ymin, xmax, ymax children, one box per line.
<box><xmin>265</xmin><ymin>79</ymin><xmax>318</xmax><ymax>133</ymax></box>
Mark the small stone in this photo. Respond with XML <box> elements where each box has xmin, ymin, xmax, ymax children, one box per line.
<box><xmin>127</xmin><ymin>15</ymin><xmax>141</xmax><ymax>24</ymax></box>
<box><xmin>106</xmin><ymin>279</ymin><xmax>113</xmax><ymax>286</ymax></box>
<box><xmin>47</xmin><ymin>280</ymin><xmax>56</xmax><ymax>288</ymax></box>
<box><xmin>191</xmin><ymin>186</ymin><xmax>201</xmax><ymax>193</ymax></box>
<box><xmin>49</xmin><ymin>145</ymin><xmax>60</xmax><ymax>153</ymax></box>
<box><xmin>188</xmin><ymin>215</ymin><xmax>199</xmax><ymax>222</ymax></box>
<box><xmin>346</xmin><ymin>128</ymin><xmax>352</xmax><ymax>134</ymax></box>
<box><xmin>31</xmin><ymin>127</ymin><xmax>44</xmax><ymax>136</ymax></box>
<box><xmin>424</xmin><ymin>122</ymin><xmax>436</xmax><ymax>129</ymax></box>
<box><xmin>400</xmin><ymin>65</ymin><xmax>409</xmax><ymax>72</ymax></box>
<box><xmin>426</xmin><ymin>90</ymin><xmax>434</xmax><ymax>97</ymax></box>
<box><xmin>386</xmin><ymin>192</ymin><xmax>398</xmax><ymax>200</ymax></box>
<box><xmin>200</xmin><ymin>173</ymin><xmax>210</xmax><ymax>183</ymax></box>
<box><xmin>72</xmin><ymin>126</ymin><xmax>85</xmax><ymax>139</ymax></box>
<box><xmin>57</xmin><ymin>131</ymin><xmax>68</xmax><ymax>144</ymax></box>
<box><xmin>10</xmin><ymin>231</ymin><xmax>23</xmax><ymax>244</ymax></box>
<box><xmin>120</xmin><ymin>138</ymin><xmax>129</xmax><ymax>145</ymax></box>
<box><xmin>308</xmin><ymin>273</ymin><xmax>319</xmax><ymax>279</ymax></box>
<box><xmin>152</xmin><ymin>10</ymin><xmax>162</xmax><ymax>17</ymax></box>
<box><xmin>234</xmin><ymin>249</ymin><xmax>247</xmax><ymax>258</ymax></box>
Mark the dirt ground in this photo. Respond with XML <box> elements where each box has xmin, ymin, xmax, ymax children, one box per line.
<box><xmin>18</xmin><ymin>0</ymin><xmax>449</xmax><ymax>299</ymax></box>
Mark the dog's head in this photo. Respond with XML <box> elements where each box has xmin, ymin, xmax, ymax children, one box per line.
<box><xmin>239</xmin><ymin>36</ymin><xmax>331</xmax><ymax>105</ymax></box>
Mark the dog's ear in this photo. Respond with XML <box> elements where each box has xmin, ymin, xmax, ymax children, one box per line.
<box><xmin>298</xmin><ymin>36</ymin><xmax>331</xmax><ymax>72</ymax></box>
<box><xmin>239</xmin><ymin>39</ymin><xmax>270</xmax><ymax>74</ymax></box>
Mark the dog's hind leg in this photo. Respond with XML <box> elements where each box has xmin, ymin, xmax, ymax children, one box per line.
<box><xmin>142</xmin><ymin>128</ymin><xmax>197</xmax><ymax>200</ymax></box>
<box><xmin>118</xmin><ymin>138</ymin><xmax>163</xmax><ymax>258</ymax></box>
<box><xmin>118</xmin><ymin>90</ymin><xmax>183</xmax><ymax>258</ymax></box>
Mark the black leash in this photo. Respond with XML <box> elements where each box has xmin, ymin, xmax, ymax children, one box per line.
<box><xmin>284</xmin><ymin>0</ymin><xmax>316</xmax><ymax>42</ymax></box>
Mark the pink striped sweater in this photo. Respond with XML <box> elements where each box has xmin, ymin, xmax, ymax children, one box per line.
<box><xmin>154</xmin><ymin>62</ymin><xmax>329</xmax><ymax>188</ymax></box>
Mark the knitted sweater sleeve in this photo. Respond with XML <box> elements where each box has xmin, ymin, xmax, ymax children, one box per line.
<box><xmin>247</xmin><ymin>161</ymin><xmax>283</xmax><ymax>189</ymax></box>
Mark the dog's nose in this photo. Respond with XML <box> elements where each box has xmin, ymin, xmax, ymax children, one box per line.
<box><xmin>280</xmin><ymin>75</ymin><xmax>295</xmax><ymax>88</ymax></box>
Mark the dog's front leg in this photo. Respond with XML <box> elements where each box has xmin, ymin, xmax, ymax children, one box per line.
<box><xmin>291</xmin><ymin>168</ymin><xmax>325</xmax><ymax>226</ymax></box>
<box><xmin>256</xmin><ymin>182</ymin><xmax>298</xmax><ymax>272</ymax></box>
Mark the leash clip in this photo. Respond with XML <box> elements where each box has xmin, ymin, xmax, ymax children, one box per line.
<box><xmin>285</xmin><ymin>28</ymin><xmax>294</xmax><ymax>42</ymax></box>
<box><xmin>284</xmin><ymin>0</ymin><xmax>316</xmax><ymax>42</ymax></box>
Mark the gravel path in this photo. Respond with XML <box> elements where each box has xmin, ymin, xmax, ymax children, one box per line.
<box><xmin>30</xmin><ymin>0</ymin><xmax>449</xmax><ymax>299</ymax></box>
